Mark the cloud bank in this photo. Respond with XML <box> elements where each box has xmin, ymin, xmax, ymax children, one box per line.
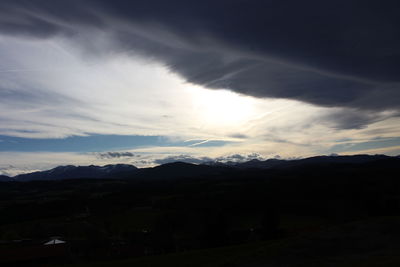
<box><xmin>0</xmin><ymin>0</ymin><xmax>399</xmax><ymax>113</ymax></box>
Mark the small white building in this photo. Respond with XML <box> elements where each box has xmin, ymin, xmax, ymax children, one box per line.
<box><xmin>43</xmin><ymin>238</ymin><xmax>66</xmax><ymax>245</ymax></box>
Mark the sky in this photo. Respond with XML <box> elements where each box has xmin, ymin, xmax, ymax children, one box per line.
<box><xmin>0</xmin><ymin>0</ymin><xmax>400</xmax><ymax>176</ymax></box>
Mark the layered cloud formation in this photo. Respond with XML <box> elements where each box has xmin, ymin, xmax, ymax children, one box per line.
<box><xmin>1</xmin><ymin>0</ymin><xmax>399</xmax><ymax>112</ymax></box>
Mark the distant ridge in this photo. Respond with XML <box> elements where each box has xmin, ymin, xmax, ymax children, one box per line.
<box><xmin>5</xmin><ymin>154</ymin><xmax>398</xmax><ymax>182</ymax></box>
<box><xmin>0</xmin><ymin>175</ymin><xmax>13</xmax><ymax>182</ymax></box>
<box><xmin>225</xmin><ymin>154</ymin><xmax>391</xmax><ymax>169</ymax></box>
<box><xmin>137</xmin><ymin>161</ymin><xmax>230</xmax><ymax>179</ymax></box>
<box><xmin>14</xmin><ymin>164</ymin><xmax>138</xmax><ymax>181</ymax></box>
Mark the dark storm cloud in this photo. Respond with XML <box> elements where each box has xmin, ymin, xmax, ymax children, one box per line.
<box><xmin>96</xmin><ymin>151</ymin><xmax>136</xmax><ymax>159</ymax></box>
<box><xmin>215</xmin><ymin>153</ymin><xmax>264</xmax><ymax>162</ymax></box>
<box><xmin>318</xmin><ymin>109</ymin><xmax>399</xmax><ymax>130</ymax></box>
<box><xmin>1</xmin><ymin>0</ymin><xmax>399</xmax><ymax>112</ymax></box>
<box><xmin>152</xmin><ymin>153</ymin><xmax>264</xmax><ymax>165</ymax></box>
<box><xmin>229</xmin><ymin>133</ymin><xmax>248</xmax><ymax>139</ymax></box>
<box><xmin>153</xmin><ymin>155</ymin><xmax>213</xmax><ymax>165</ymax></box>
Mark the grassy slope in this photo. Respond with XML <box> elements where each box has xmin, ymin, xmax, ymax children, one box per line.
<box><xmin>63</xmin><ymin>216</ymin><xmax>400</xmax><ymax>267</ymax></box>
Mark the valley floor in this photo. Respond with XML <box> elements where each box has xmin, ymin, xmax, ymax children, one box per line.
<box><xmin>59</xmin><ymin>216</ymin><xmax>400</xmax><ymax>267</ymax></box>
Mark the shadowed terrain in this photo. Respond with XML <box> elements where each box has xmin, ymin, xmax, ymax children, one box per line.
<box><xmin>0</xmin><ymin>155</ymin><xmax>400</xmax><ymax>266</ymax></box>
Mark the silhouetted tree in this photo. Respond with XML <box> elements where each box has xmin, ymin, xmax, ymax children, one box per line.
<box><xmin>260</xmin><ymin>202</ymin><xmax>280</xmax><ymax>240</ymax></box>
<box><xmin>201</xmin><ymin>210</ymin><xmax>229</xmax><ymax>248</ymax></box>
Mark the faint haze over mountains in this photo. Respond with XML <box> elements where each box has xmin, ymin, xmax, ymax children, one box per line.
<box><xmin>1</xmin><ymin>154</ymin><xmax>397</xmax><ymax>179</ymax></box>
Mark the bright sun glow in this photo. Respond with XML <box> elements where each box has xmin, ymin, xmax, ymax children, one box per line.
<box><xmin>187</xmin><ymin>86</ymin><xmax>256</xmax><ymax>127</ymax></box>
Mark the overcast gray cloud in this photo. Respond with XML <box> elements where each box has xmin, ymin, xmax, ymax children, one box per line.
<box><xmin>96</xmin><ymin>151</ymin><xmax>136</xmax><ymax>159</ymax></box>
<box><xmin>0</xmin><ymin>0</ymin><xmax>399</xmax><ymax>117</ymax></box>
<box><xmin>153</xmin><ymin>155</ymin><xmax>213</xmax><ymax>165</ymax></box>
<box><xmin>317</xmin><ymin>109</ymin><xmax>399</xmax><ymax>130</ymax></box>
<box><xmin>150</xmin><ymin>153</ymin><xmax>265</xmax><ymax>165</ymax></box>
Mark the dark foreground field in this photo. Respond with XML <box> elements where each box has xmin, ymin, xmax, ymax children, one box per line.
<box><xmin>1</xmin><ymin>155</ymin><xmax>400</xmax><ymax>266</ymax></box>
<box><xmin>67</xmin><ymin>217</ymin><xmax>400</xmax><ymax>267</ymax></box>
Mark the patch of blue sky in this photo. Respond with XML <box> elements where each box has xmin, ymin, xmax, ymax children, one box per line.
<box><xmin>0</xmin><ymin>134</ymin><xmax>232</xmax><ymax>152</ymax></box>
<box><xmin>328</xmin><ymin>137</ymin><xmax>400</xmax><ymax>154</ymax></box>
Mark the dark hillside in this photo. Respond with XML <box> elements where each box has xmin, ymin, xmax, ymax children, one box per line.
<box><xmin>0</xmin><ymin>155</ymin><xmax>400</xmax><ymax>266</ymax></box>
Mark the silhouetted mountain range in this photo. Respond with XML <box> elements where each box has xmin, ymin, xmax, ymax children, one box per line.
<box><xmin>2</xmin><ymin>154</ymin><xmax>398</xmax><ymax>182</ymax></box>
<box><xmin>13</xmin><ymin>164</ymin><xmax>138</xmax><ymax>181</ymax></box>
<box><xmin>0</xmin><ymin>175</ymin><xmax>13</xmax><ymax>182</ymax></box>
<box><xmin>135</xmin><ymin>161</ymin><xmax>230</xmax><ymax>180</ymax></box>
<box><xmin>225</xmin><ymin>154</ymin><xmax>392</xmax><ymax>169</ymax></box>
<box><xmin>1</xmin><ymin>154</ymin><xmax>400</xmax><ymax>266</ymax></box>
